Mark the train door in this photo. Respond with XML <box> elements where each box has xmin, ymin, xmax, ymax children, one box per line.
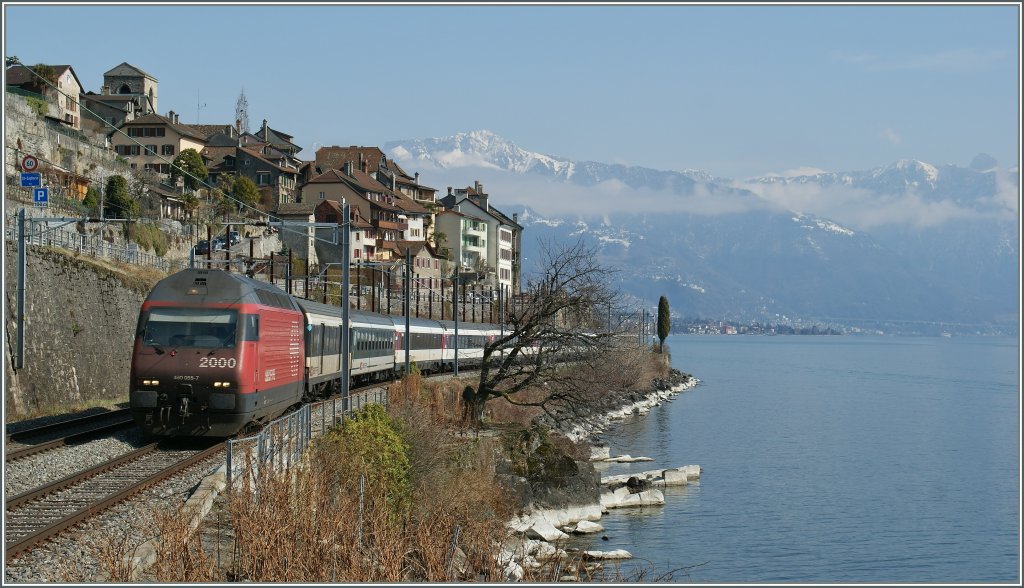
<box><xmin>319</xmin><ymin>322</ymin><xmax>326</xmax><ymax>375</ymax></box>
<box><xmin>394</xmin><ymin>330</ymin><xmax>403</xmax><ymax>372</ymax></box>
<box><xmin>245</xmin><ymin>312</ymin><xmax>261</xmax><ymax>394</ymax></box>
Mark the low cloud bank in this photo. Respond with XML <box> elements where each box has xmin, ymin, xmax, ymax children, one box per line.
<box><xmin>391</xmin><ymin>153</ymin><xmax>1017</xmax><ymax>229</ymax></box>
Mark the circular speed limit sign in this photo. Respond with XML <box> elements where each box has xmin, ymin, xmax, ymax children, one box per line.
<box><xmin>21</xmin><ymin>155</ymin><xmax>39</xmax><ymax>172</ymax></box>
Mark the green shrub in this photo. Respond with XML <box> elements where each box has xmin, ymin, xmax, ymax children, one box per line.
<box><xmin>321</xmin><ymin>404</ymin><xmax>412</xmax><ymax>513</ymax></box>
<box><xmin>25</xmin><ymin>96</ymin><xmax>48</xmax><ymax>118</ymax></box>
<box><xmin>130</xmin><ymin>223</ymin><xmax>168</xmax><ymax>256</ymax></box>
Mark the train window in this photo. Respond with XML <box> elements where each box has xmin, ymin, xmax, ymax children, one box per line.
<box><xmin>143</xmin><ymin>308</ymin><xmax>238</xmax><ymax>348</ymax></box>
<box><xmin>240</xmin><ymin>314</ymin><xmax>259</xmax><ymax>341</ymax></box>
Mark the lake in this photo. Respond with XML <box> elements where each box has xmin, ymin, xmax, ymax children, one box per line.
<box><xmin>578</xmin><ymin>334</ymin><xmax>1019</xmax><ymax>583</ymax></box>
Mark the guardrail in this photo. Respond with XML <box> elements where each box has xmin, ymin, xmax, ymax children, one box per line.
<box><xmin>4</xmin><ymin>210</ymin><xmax>186</xmax><ymax>273</ymax></box>
<box><xmin>224</xmin><ymin>388</ymin><xmax>389</xmax><ymax>491</ymax></box>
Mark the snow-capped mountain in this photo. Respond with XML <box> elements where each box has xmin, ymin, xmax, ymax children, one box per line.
<box><xmin>385</xmin><ymin>129</ymin><xmax>718</xmax><ymax>186</ymax></box>
<box><xmin>385</xmin><ymin>132</ymin><xmax>1018</xmax><ymax>333</ymax></box>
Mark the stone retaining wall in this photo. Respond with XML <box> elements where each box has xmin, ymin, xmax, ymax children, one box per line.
<box><xmin>3</xmin><ymin>245</ymin><xmax>151</xmax><ymax>416</ymax></box>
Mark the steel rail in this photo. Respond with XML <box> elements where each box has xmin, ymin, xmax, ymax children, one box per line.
<box><xmin>5</xmin><ymin>442</ymin><xmax>161</xmax><ymax>510</ymax></box>
<box><xmin>4</xmin><ymin>441</ymin><xmax>224</xmax><ymax>562</ymax></box>
<box><xmin>5</xmin><ymin>418</ymin><xmax>138</xmax><ymax>463</ymax></box>
<box><xmin>5</xmin><ymin>408</ymin><xmax>133</xmax><ymax>444</ymax></box>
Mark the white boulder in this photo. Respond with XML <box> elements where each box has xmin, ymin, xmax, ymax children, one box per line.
<box><xmin>572</xmin><ymin>520</ymin><xmax>605</xmax><ymax>534</ymax></box>
<box><xmin>525</xmin><ymin>519</ymin><xmax>569</xmax><ymax>542</ymax></box>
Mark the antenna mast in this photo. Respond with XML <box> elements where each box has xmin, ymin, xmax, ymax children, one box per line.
<box><xmin>196</xmin><ymin>89</ymin><xmax>206</xmax><ymax>123</ymax></box>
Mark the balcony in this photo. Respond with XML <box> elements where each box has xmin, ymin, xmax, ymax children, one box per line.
<box><xmin>375</xmin><ymin>219</ymin><xmax>408</xmax><ymax>231</ymax></box>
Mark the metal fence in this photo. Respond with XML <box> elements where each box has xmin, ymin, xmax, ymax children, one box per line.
<box><xmin>224</xmin><ymin>387</ymin><xmax>389</xmax><ymax>491</ymax></box>
<box><xmin>4</xmin><ymin>210</ymin><xmax>187</xmax><ymax>273</ymax></box>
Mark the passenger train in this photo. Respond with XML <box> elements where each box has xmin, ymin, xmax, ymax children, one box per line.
<box><xmin>129</xmin><ymin>268</ymin><xmax>504</xmax><ymax>437</ymax></box>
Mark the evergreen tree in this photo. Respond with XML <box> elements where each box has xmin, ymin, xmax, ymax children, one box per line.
<box><xmin>171</xmin><ymin>148</ymin><xmax>208</xmax><ymax>190</ymax></box>
<box><xmin>104</xmin><ymin>175</ymin><xmax>138</xmax><ymax>219</ymax></box>
<box><xmin>657</xmin><ymin>295</ymin><xmax>671</xmax><ymax>353</ymax></box>
<box><xmin>82</xmin><ymin>187</ymin><xmax>100</xmax><ymax>215</ymax></box>
<box><xmin>232</xmin><ymin>176</ymin><xmax>260</xmax><ymax>210</ymax></box>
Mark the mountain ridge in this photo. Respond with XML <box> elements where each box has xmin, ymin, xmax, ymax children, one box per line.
<box><xmin>385</xmin><ymin>130</ymin><xmax>1018</xmax><ymax>334</ymax></box>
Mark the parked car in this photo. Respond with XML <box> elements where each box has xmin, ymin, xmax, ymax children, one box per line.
<box><xmin>228</xmin><ymin>231</ymin><xmax>241</xmax><ymax>246</ymax></box>
<box><xmin>194</xmin><ymin>240</ymin><xmax>210</xmax><ymax>255</ymax></box>
<box><xmin>211</xmin><ymin>237</ymin><xmax>225</xmax><ymax>251</ymax></box>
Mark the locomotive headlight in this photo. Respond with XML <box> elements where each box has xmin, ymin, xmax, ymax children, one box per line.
<box><xmin>213</xmin><ymin>381</ymin><xmax>232</xmax><ymax>388</ymax></box>
<box><xmin>142</xmin><ymin>379</ymin><xmax>160</xmax><ymax>386</ymax></box>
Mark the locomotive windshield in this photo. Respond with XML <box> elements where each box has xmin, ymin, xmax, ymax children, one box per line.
<box><xmin>142</xmin><ymin>308</ymin><xmax>238</xmax><ymax>348</ymax></box>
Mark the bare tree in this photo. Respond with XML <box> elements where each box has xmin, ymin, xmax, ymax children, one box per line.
<box><xmin>470</xmin><ymin>238</ymin><xmax>625</xmax><ymax>424</ymax></box>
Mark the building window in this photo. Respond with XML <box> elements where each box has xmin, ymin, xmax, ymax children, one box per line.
<box><xmin>319</xmin><ymin>191</ymin><xmax>325</xmax><ymax>200</ymax></box>
<box><xmin>354</xmin><ymin>249</ymin><xmax>361</xmax><ymax>259</ymax></box>
<box><xmin>256</xmin><ymin>172</ymin><xmax>271</xmax><ymax>186</ymax></box>
<box><xmin>162</xmin><ymin>145</ymin><xmax>174</xmax><ymax>155</ymax></box>
<box><xmin>145</xmin><ymin>145</ymin><xmax>157</xmax><ymax>155</ymax></box>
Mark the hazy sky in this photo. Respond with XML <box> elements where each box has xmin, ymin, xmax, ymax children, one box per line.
<box><xmin>3</xmin><ymin>3</ymin><xmax>1020</xmax><ymax>180</ymax></box>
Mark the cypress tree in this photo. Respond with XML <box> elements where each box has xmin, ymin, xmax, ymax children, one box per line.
<box><xmin>657</xmin><ymin>295</ymin><xmax>671</xmax><ymax>353</ymax></box>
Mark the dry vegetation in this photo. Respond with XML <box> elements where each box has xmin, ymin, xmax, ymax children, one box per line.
<box><xmin>84</xmin><ymin>377</ymin><xmax>521</xmax><ymax>582</ymax></box>
<box><xmin>71</xmin><ymin>349</ymin><xmax>674</xmax><ymax>582</ymax></box>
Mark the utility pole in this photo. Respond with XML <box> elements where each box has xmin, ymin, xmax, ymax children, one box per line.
<box><xmin>404</xmin><ymin>247</ymin><xmax>411</xmax><ymax>386</ymax></box>
<box><xmin>453</xmin><ymin>272</ymin><xmax>460</xmax><ymax>376</ymax></box>
<box><xmin>341</xmin><ymin>202</ymin><xmax>351</xmax><ymax>412</ymax></box>
<box><xmin>15</xmin><ymin>208</ymin><xmax>26</xmax><ymax>369</ymax></box>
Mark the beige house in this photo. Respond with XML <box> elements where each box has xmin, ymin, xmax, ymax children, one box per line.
<box><xmin>5</xmin><ymin>64</ymin><xmax>84</xmax><ymax>130</ymax></box>
<box><xmin>111</xmin><ymin>111</ymin><xmax>206</xmax><ymax>176</ymax></box>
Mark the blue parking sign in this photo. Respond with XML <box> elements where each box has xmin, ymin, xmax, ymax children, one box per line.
<box><xmin>33</xmin><ymin>187</ymin><xmax>49</xmax><ymax>207</ymax></box>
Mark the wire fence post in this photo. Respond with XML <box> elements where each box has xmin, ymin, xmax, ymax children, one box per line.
<box><xmin>357</xmin><ymin>474</ymin><xmax>365</xmax><ymax>548</ymax></box>
<box><xmin>446</xmin><ymin>525</ymin><xmax>462</xmax><ymax>580</ymax></box>
<box><xmin>226</xmin><ymin>438</ymin><xmax>234</xmax><ymax>490</ymax></box>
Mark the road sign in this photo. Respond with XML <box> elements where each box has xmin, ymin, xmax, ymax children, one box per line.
<box><xmin>20</xmin><ymin>172</ymin><xmax>41</xmax><ymax>187</ymax></box>
<box><xmin>21</xmin><ymin>155</ymin><xmax>39</xmax><ymax>172</ymax></box>
<box><xmin>33</xmin><ymin>188</ymin><xmax>49</xmax><ymax>207</ymax></box>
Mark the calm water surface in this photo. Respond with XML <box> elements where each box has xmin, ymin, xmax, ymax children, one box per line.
<box><xmin>578</xmin><ymin>335</ymin><xmax>1019</xmax><ymax>583</ymax></box>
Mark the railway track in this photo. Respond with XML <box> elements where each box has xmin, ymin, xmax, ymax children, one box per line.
<box><xmin>5</xmin><ymin>409</ymin><xmax>137</xmax><ymax>463</ymax></box>
<box><xmin>4</xmin><ymin>440</ymin><xmax>223</xmax><ymax>562</ymax></box>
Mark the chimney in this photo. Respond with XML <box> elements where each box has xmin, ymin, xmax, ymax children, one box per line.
<box><xmin>480</xmin><ymin>194</ymin><xmax>489</xmax><ymax>211</ymax></box>
<box><xmin>261</xmin><ymin>119</ymin><xmax>268</xmax><ymax>139</ymax></box>
<box><xmin>415</xmin><ymin>172</ymin><xmax>420</xmax><ymax>184</ymax></box>
<box><xmin>360</xmin><ymin>158</ymin><xmax>367</xmax><ymax>173</ymax></box>
<box><xmin>100</xmin><ymin>85</ymin><xmax>109</xmax><ymax>95</ymax></box>
<box><xmin>344</xmin><ymin>161</ymin><xmax>353</xmax><ymax>177</ymax></box>
<box><xmin>168</xmin><ymin>110</ymin><xmax>175</xmax><ymax>123</ymax></box>
<box><xmin>474</xmin><ymin>180</ymin><xmax>482</xmax><ymax>193</ymax></box>
<box><xmin>513</xmin><ymin>213</ymin><xmax>518</xmax><ymax>225</ymax></box>
<box><xmin>447</xmin><ymin>186</ymin><xmax>452</xmax><ymax>196</ymax></box>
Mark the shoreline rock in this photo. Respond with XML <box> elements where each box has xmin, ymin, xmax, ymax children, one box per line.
<box><xmin>501</xmin><ymin>369</ymin><xmax>701</xmax><ymax>578</ymax></box>
<box><xmin>537</xmin><ymin>369</ymin><xmax>700</xmax><ymax>443</ymax></box>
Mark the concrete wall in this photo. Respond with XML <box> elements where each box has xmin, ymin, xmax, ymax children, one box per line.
<box><xmin>3</xmin><ymin>245</ymin><xmax>152</xmax><ymax>416</ymax></box>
